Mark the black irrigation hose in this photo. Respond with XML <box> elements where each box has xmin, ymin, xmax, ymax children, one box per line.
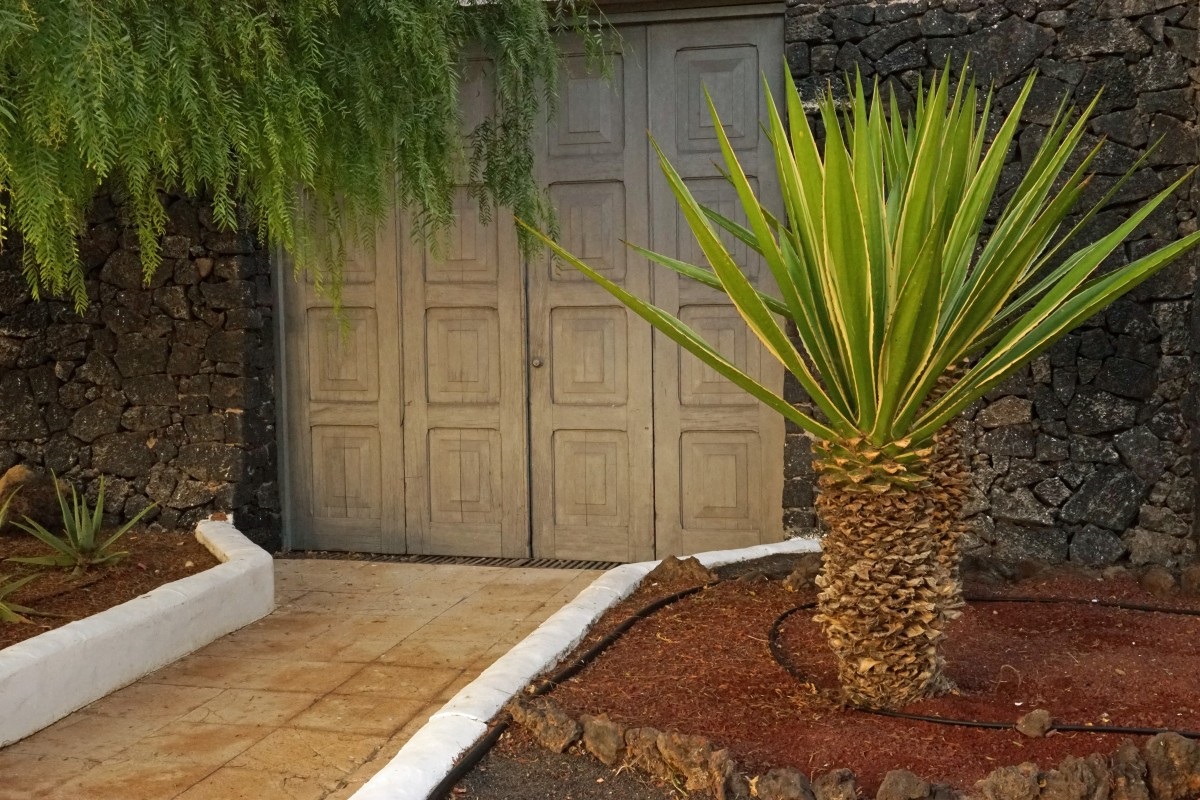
<box><xmin>429</xmin><ymin>582</ymin><xmax>714</xmax><ymax>799</ymax></box>
<box><xmin>767</xmin><ymin>595</ymin><xmax>1200</xmax><ymax>740</ymax></box>
<box><xmin>432</xmin><ymin>582</ymin><xmax>1200</xmax><ymax>798</ymax></box>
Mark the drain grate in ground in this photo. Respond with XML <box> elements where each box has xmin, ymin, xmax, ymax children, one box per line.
<box><xmin>276</xmin><ymin>550</ymin><xmax>621</xmax><ymax>571</ymax></box>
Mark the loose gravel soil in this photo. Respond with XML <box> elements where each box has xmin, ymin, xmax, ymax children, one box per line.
<box><xmin>450</xmin><ymin>556</ymin><xmax>1200</xmax><ymax>798</ymax></box>
<box><xmin>0</xmin><ymin>528</ymin><xmax>219</xmax><ymax>648</ymax></box>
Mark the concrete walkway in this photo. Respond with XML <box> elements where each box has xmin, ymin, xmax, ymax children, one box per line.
<box><xmin>0</xmin><ymin>559</ymin><xmax>600</xmax><ymax>799</ymax></box>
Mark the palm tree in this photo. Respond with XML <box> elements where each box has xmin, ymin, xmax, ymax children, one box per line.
<box><xmin>520</xmin><ymin>70</ymin><xmax>1200</xmax><ymax>710</ymax></box>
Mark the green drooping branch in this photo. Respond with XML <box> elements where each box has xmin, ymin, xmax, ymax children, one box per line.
<box><xmin>0</xmin><ymin>0</ymin><xmax>601</xmax><ymax>310</ymax></box>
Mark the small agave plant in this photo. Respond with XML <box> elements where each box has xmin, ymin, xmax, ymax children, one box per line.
<box><xmin>0</xmin><ymin>573</ymin><xmax>42</xmax><ymax>624</ymax></box>
<box><xmin>9</xmin><ymin>475</ymin><xmax>155</xmax><ymax>577</ymax></box>
<box><xmin>523</xmin><ymin>69</ymin><xmax>1200</xmax><ymax>709</ymax></box>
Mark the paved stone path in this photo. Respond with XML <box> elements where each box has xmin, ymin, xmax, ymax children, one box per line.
<box><xmin>0</xmin><ymin>559</ymin><xmax>599</xmax><ymax>799</ymax></box>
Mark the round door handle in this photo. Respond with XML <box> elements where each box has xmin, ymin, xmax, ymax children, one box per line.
<box><xmin>531</xmin><ymin>357</ymin><xmax>544</xmax><ymax>368</ymax></box>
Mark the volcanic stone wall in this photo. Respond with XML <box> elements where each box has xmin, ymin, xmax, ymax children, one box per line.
<box><xmin>0</xmin><ymin>190</ymin><xmax>280</xmax><ymax>549</ymax></box>
<box><xmin>782</xmin><ymin>0</ymin><xmax>1200</xmax><ymax>568</ymax></box>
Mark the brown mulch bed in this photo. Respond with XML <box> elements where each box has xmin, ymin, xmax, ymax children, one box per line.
<box><xmin>459</xmin><ymin>556</ymin><xmax>1200</xmax><ymax>797</ymax></box>
<box><xmin>0</xmin><ymin>528</ymin><xmax>220</xmax><ymax>649</ymax></box>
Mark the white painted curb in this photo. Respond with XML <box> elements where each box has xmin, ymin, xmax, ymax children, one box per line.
<box><xmin>0</xmin><ymin>518</ymin><xmax>275</xmax><ymax>746</ymax></box>
<box><xmin>351</xmin><ymin>537</ymin><xmax>821</xmax><ymax>800</ymax></box>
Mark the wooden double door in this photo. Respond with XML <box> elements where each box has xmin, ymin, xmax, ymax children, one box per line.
<box><xmin>283</xmin><ymin>9</ymin><xmax>785</xmax><ymax>562</ymax></box>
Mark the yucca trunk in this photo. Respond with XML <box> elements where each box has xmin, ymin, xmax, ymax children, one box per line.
<box><xmin>812</xmin><ymin>430</ymin><xmax>968</xmax><ymax>709</ymax></box>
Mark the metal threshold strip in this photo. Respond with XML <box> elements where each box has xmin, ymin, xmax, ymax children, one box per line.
<box><xmin>277</xmin><ymin>551</ymin><xmax>622</xmax><ymax>571</ymax></box>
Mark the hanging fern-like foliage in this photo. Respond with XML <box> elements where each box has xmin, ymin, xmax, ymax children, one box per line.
<box><xmin>0</xmin><ymin>0</ymin><xmax>601</xmax><ymax>310</ymax></box>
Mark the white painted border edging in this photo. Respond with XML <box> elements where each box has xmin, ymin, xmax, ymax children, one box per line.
<box><xmin>0</xmin><ymin>518</ymin><xmax>275</xmax><ymax>746</ymax></box>
<box><xmin>351</xmin><ymin>537</ymin><xmax>821</xmax><ymax>800</ymax></box>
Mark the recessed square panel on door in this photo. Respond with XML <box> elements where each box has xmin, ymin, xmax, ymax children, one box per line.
<box><xmin>549</xmin><ymin>181</ymin><xmax>626</xmax><ymax>282</ymax></box>
<box><xmin>427</xmin><ymin>428</ymin><xmax>503</xmax><ymax>526</ymax></box>
<box><xmin>678</xmin><ymin>305</ymin><xmax>760</xmax><ymax>407</ymax></box>
<box><xmin>550</xmin><ymin>307</ymin><xmax>628</xmax><ymax>406</ymax></box>
<box><xmin>551</xmin><ymin>53</ymin><xmax>625</xmax><ymax>156</ymax></box>
<box><xmin>676</xmin><ymin>177</ymin><xmax>762</xmax><ymax>282</ymax></box>
<box><xmin>426</xmin><ymin>186</ymin><xmax>499</xmax><ymax>284</ymax></box>
<box><xmin>679</xmin><ymin>430</ymin><xmax>762</xmax><ymax>531</ymax></box>
<box><xmin>306</xmin><ymin>308</ymin><xmax>379</xmax><ymax>404</ymax></box>
<box><xmin>675</xmin><ymin>45</ymin><xmax>759</xmax><ymax>154</ymax></box>
<box><xmin>551</xmin><ymin>429</ymin><xmax>633</xmax><ymax>561</ymax></box>
<box><xmin>424</xmin><ymin>307</ymin><xmax>501</xmax><ymax>404</ymax></box>
<box><xmin>311</xmin><ymin>425</ymin><xmax>382</xmax><ymax>521</ymax></box>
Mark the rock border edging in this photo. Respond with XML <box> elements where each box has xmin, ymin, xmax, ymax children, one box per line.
<box><xmin>348</xmin><ymin>537</ymin><xmax>822</xmax><ymax>800</ymax></box>
<box><xmin>0</xmin><ymin>516</ymin><xmax>274</xmax><ymax>745</ymax></box>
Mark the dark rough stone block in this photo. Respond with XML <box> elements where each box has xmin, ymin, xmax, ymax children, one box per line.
<box><xmin>115</xmin><ymin>335</ymin><xmax>169</xmax><ymax>378</ymax></box>
<box><xmin>927</xmin><ymin>17</ymin><xmax>1054</xmax><ymax>84</ymax></box>
<box><xmin>978</xmin><ymin>396</ymin><xmax>1034</xmax><ymax>429</ymax></box>
<box><xmin>1092</xmin><ymin>357</ymin><xmax>1156</xmax><ymax>400</ymax></box>
<box><xmin>101</xmin><ymin>250</ymin><xmax>170</xmax><ymax>290</ymax></box>
<box><xmin>1034</xmin><ymin>477</ymin><xmax>1072</xmax><ymax>507</ymax></box>
<box><xmin>1036</xmin><ymin>435</ymin><xmax>1069</xmax><ymax>462</ymax></box>
<box><xmin>836</xmin><ymin>43</ymin><xmax>873</xmax><ymax>76</ymax></box>
<box><xmin>1077</xmin><ymin>58</ymin><xmax>1138</xmax><ymax>113</ymax></box>
<box><xmin>69</xmin><ymin>401</ymin><xmax>123</xmax><ymax>443</ymax></box>
<box><xmin>205</xmin><ymin>330</ymin><xmax>248</xmax><ymax>364</ymax></box>
<box><xmin>812</xmin><ymin>44</ymin><xmax>839</xmax><ymax>73</ymax></box>
<box><xmin>859</xmin><ymin>19</ymin><xmax>921</xmax><ymax>60</ymax></box>
<box><xmin>1066</xmin><ymin>390</ymin><xmax>1139</xmax><ymax>435</ymax></box>
<box><xmin>1098</xmin><ymin>0</ymin><xmax>1186</xmax><ymax>19</ymax></box>
<box><xmin>177</xmin><ymin>443</ymin><xmax>244</xmax><ymax>482</ymax></box>
<box><xmin>876</xmin><ymin>1</ymin><xmax>927</xmax><ymax>24</ymax></box>
<box><xmin>831</xmin><ymin>17</ymin><xmax>870</xmax><ymax>42</ymax></box>
<box><xmin>1114</xmin><ymin>426</ymin><xmax>1172</xmax><ymax>484</ymax></box>
<box><xmin>185</xmin><ymin>414</ymin><xmax>227</xmax><ymax>444</ymax></box>
<box><xmin>1070</xmin><ymin>525</ymin><xmax>1128</xmax><ymax>565</ymax></box>
<box><xmin>1058</xmin><ymin>18</ymin><xmax>1153</xmax><ymax>57</ymax></box>
<box><xmin>786</xmin><ymin>13</ymin><xmax>832</xmax><ymax>42</ymax></box>
<box><xmin>992</xmin><ymin>487</ymin><xmax>1056</xmax><ymax>526</ymax></box>
<box><xmin>878</xmin><ymin>41</ymin><xmax>931</xmax><ymax>74</ymax></box>
<box><xmin>0</xmin><ymin>373</ymin><xmax>47</xmax><ymax>441</ymax></box>
<box><xmin>199</xmin><ymin>280</ymin><xmax>254</xmax><ymax>310</ymax></box>
<box><xmin>993</xmin><ymin>524</ymin><xmax>1069</xmax><ymax>565</ymax></box>
<box><xmin>920</xmin><ymin>8</ymin><xmax>970</xmax><ymax>36</ymax></box>
<box><xmin>787</xmin><ymin>42</ymin><xmax>811</xmax><ymax>79</ymax></box>
<box><xmin>979</xmin><ymin>425</ymin><xmax>1036</xmax><ymax>458</ymax></box>
<box><xmin>123</xmin><ymin>374</ymin><xmax>178</xmax><ymax>407</ymax></box>
<box><xmin>122</xmin><ymin>406</ymin><xmax>171</xmax><ymax>432</ymax></box>
<box><xmin>1146</xmin><ymin>115</ymin><xmax>1199</xmax><ymax>166</ymax></box>
<box><xmin>91</xmin><ymin>432</ymin><xmax>156</xmax><ymax>478</ymax></box>
<box><xmin>1060</xmin><ymin>465</ymin><xmax>1146</xmax><ymax>530</ymax></box>
<box><xmin>1133</xmin><ymin>51</ymin><xmax>1190</xmax><ymax>92</ymax></box>
<box><xmin>1002</xmin><ymin>459</ymin><xmax>1055</xmax><ymax>490</ymax></box>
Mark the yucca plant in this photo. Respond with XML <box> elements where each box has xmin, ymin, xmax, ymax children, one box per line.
<box><xmin>0</xmin><ymin>573</ymin><xmax>42</xmax><ymax>624</ymax></box>
<box><xmin>522</xmin><ymin>69</ymin><xmax>1200</xmax><ymax>710</ymax></box>
<box><xmin>9</xmin><ymin>475</ymin><xmax>155</xmax><ymax>577</ymax></box>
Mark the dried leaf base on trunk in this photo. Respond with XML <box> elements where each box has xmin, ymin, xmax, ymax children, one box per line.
<box><xmin>813</xmin><ymin>432</ymin><xmax>968</xmax><ymax>710</ymax></box>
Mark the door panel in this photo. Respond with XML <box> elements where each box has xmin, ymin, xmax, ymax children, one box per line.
<box><xmin>648</xmin><ymin>16</ymin><xmax>786</xmax><ymax>557</ymax></box>
<box><xmin>282</xmin><ymin>221</ymin><xmax>405</xmax><ymax>552</ymax></box>
<box><xmin>399</xmin><ymin>60</ymin><xmax>530</xmax><ymax>558</ymax></box>
<box><xmin>528</xmin><ymin>30</ymin><xmax>654</xmax><ymax>562</ymax></box>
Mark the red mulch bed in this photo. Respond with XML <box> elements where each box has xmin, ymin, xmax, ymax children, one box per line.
<box><xmin>543</xmin><ymin>560</ymin><xmax>1200</xmax><ymax>794</ymax></box>
<box><xmin>0</xmin><ymin>528</ymin><xmax>220</xmax><ymax>649</ymax></box>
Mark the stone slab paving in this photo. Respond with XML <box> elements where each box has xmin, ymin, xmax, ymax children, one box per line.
<box><xmin>0</xmin><ymin>559</ymin><xmax>600</xmax><ymax>800</ymax></box>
